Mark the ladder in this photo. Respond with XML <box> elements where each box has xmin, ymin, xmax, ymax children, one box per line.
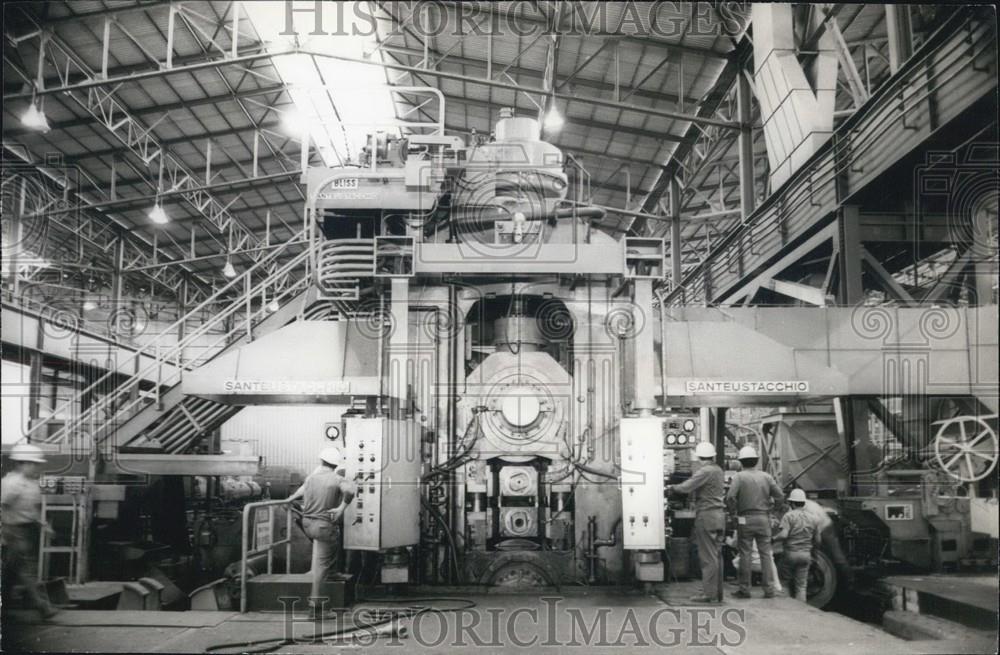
<box><xmin>38</xmin><ymin>492</ymin><xmax>87</xmax><ymax>584</ymax></box>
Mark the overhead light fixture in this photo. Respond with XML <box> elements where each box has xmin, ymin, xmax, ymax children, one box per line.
<box><xmin>148</xmin><ymin>201</ymin><xmax>169</xmax><ymax>225</ymax></box>
<box><xmin>82</xmin><ymin>299</ymin><xmax>98</xmax><ymax>311</ymax></box>
<box><xmin>222</xmin><ymin>259</ymin><xmax>238</xmax><ymax>279</ymax></box>
<box><xmin>266</xmin><ymin>299</ymin><xmax>280</xmax><ymax>313</ymax></box>
<box><xmin>282</xmin><ymin>108</ymin><xmax>310</xmax><ymax>137</ymax></box>
<box><xmin>20</xmin><ymin>98</ymin><xmax>50</xmax><ymax>133</ymax></box>
<box><xmin>542</xmin><ymin>102</ymin><xmax>564</xmax><ymax>132</ymax></box>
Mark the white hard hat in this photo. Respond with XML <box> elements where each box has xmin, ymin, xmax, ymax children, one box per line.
<box><xmin>738</xmin><ymin>445</ymin><xmax>758</xmax><ymax>460</ymax></box>
<box><xmin>788</xmin><ymin>488</ymin><xmax>807</xmax><ymax>503</ymax></box>
<box><xmin>694</xmin><ymin>442</ymin><xmax>716</xmax><ymax>459</ymax></box>
<box><xmin>319</xmin><ymin>446</ymin><xmax>345</xmax><ymax>468</ymax></box>
<box><xmin>9</xmin><ymin>443</ymin><xmax>47</xmax><ymax>463</ymax></box>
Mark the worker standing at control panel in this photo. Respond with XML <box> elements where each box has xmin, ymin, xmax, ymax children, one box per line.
<box><xmin>288</xmin><ymin>446</ymin><xmax>356</xmax><ymax>618</ymax></box>
<box><xmin>727</xmin><ymin>445</ymin><xmax>784</xmax><ymax>599</ymax></box>
<box><xmin>666</xmin><ymin>441</ymin><xmax>726</xmax><ymax>603</ymax></box>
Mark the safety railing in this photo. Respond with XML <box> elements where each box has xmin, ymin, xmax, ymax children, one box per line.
<box><xmin>26</xmin><ymin>232</ymin><xmax>312</xmax><ymax>448</ymax></box>
<box><xmin>664</xmin><ymin>8</ymin><xmax>996</xmax><ymax>306</ymax></box>
<box><xmin>240</xmin><ymin>499</ymin><xmax>296</xmax><ymax>613</ymax></box>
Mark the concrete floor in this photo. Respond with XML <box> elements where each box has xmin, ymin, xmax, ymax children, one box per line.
<box><xmin>0</xmin><ymin>581</ymin><xmax>972</xmax><ymax>654</ymax></box>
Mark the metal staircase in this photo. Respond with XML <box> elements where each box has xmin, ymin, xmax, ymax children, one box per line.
<box><xmin>26</xmin><ymin>234</ymin><xmax>317</xmax><ymax>457</ymax></box>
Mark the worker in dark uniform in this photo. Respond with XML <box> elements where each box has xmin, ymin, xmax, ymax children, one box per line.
<box><xmin>666</xmin><ymin>441</ymin><xmax>726</xmax><ymax>603</ymax></box>
<box><xmin>726</xmin><ymin>445</ymin><xmax>784</xmax><ymax>599</ymax></box>
<box><xmin>1</xmin><ymin>443</ymin><xmax>58</xmax><ymax>620</ymax></box>
<box><xmin>288</xmin><ymin>446</ymin><xmax>356</xmax><ymax>618</ymax></box>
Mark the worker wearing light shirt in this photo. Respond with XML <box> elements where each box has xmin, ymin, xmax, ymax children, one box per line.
<box><xmin>773</xmin><ymin>489</ymin><xmax>821</xmax><ymax>602</ymax></box>
<box><xmin>2</xmin><ymin>444</ymin><xmax>58</xmax><ymax>620</ymax></box>
<box><xmin>800</xmin><ymin>497</ymin><xmax>852</xmax><ymax>584</ymax></box>
<box><xmin>287</xmin><ymin>446</ymin><xmax>356</xmax><ymax>619</ymax></box>
<box><xmin>726</xmin><ymin>445</ymin><xmax>784</xmax><ymax>599</ymax></box>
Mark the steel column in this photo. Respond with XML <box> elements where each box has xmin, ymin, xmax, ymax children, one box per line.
<box><xmin>736</xmin><ymin>68</ymin><xmax>756</xmax><ymax>219</ymax></box>
<box><xmin>885</xmin><ymin>5</ymin><xmax>914</xmax><ymax>74</ymax></box>
<box><xmin>631</xmin><ymin>279</ymin><xmax>656</xmax><ymax>415</ymax></box>
<box><xmin>669</xmin><ymin>177</ymin><xmax>682</xmax><ymax>287</ymax></box>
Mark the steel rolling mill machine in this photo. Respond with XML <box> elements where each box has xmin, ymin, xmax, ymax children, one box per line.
<box><xmin>186</xmin><ymin>105</ymin><xmax>716</xmax><ymax>590</ymax></box>
<box><xmin>184</xmin><ymin>104</ymin><xmax>996</xmax><ymax>596</ymax></box>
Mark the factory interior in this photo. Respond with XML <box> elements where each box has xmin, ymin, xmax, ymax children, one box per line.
<box><xmin>1</xmin><ymin>2</ymin><xmax>998</xmax><ymax>653</ymax></box>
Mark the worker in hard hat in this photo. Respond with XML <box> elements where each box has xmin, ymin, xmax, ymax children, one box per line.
<box><xmin>666</xmin><ymin>441</ymin><xmax>726</xmax><ymax>603</ymax></box>
<box><xmin>726</xmin><ymin>445</ymin><xmax>785</xmax><ymax>599</ymax></box>
<box><xmin>287</xmin><ymin>446</ymin><xmax>356</xmax><ymax>618</ymax></box>
<box><xmin>799</xmin><ymin>496</ymin><xmax>853</xmax><ymax>586</ymax></box>
<box><xmin>1</xmin><ymin>443</ymin><xmax>58</xmax><ymax>620</ymax></box>
<box><xmin>773</xmin><ymin>489</ymin><xmax>821</xmax><ymax>602</ymax></box>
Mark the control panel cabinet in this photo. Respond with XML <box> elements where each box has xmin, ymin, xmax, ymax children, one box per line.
<box><xmin>343</xmin><ymin>418</ymin><xmax>421</xmax><ymax>550</ymax></box>
<box><xmin>619</xmin><ymin>417</ymin><xmax>666</xmax><ymax>550</ymax></box>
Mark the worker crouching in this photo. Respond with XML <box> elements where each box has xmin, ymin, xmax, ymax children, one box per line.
<box><xmin>288</xmin><ymin>446</ymin><xmax>356</xmax><ymax>618</ymax></box>
<box><xmin>773</xmin><ymin>489</ymin><xmax>820</xmax><ymax>602</ymax></box>
<box><xmin>666</xmin><ymin>441</ymin><xmax>725</xmax><ymax>604</ymax></box>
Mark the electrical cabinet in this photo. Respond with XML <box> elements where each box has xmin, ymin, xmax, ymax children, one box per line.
<box><xmin>343</xmin><ymin>418</ymin><xmax>421</xmax><ymax>551</ymax></box>
<box><xmin>619</xmin><ymin>417</ymin><xmax>666</xmax><ymax>550</ymax></box>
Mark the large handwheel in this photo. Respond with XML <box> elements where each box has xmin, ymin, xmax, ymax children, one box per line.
<box><xmin>933</xmin><ymin>415</ymin><xmax>999</xmax><ymax>482</ymax></box>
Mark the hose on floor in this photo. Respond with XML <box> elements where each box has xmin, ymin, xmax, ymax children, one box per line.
<box><xmin>203</xmin><ymin>597</ymin><xmax>476</xmax><ymax>654</ymax></box>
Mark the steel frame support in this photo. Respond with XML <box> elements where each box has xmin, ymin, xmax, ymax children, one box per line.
<box><xmin>835</xmin><ymin>205</ymin><xmax>864</xmax><ymax>305</ymax></box>
<box><xmin>885</xmin><ymin>5</ymin><xmax>914</xmax><ymax>74</ymax></box>
<box><xmin>5</xmin><ymin>45</ymin><xmax>735</xmax><ymax>131</ymax></box>
<box><xmin>829</xmin><ymin>19</ymin><xmax>870</xmax><ymax>106</ymax></box>
<box><xmin>637</xmin><ymin>39</ymin><xmax>752</xmax><ymax>229</ymax></box>
<box><xmin>736</xmin><ymin>67</ymin><xmax>756</xmax><ymax>219</ymax></box>
<box><xmin>860</xmin><ymin>246</ymin><xmax>915</xmax><ymax>303</ymax></box>
<box><xmin>4</xmin><ymin>22</ymin><xmax>270</xmax><ymax>277</ymax></box>
<box><xmin>1</xmin><ymin>145</ymin><xmax>214</xmax><ymax>302</ymax></box>
<box><xmin>669</xmin><ymin>178</ymin><xmax>683</xmax><ymax>287</ymax></box>
<box><xmin>764</xmin><ymin>279</ymin><xmax>831</xmax><ymax>306</ymax></box>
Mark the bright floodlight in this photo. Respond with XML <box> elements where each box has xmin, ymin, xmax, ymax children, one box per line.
<box><xmin>20</xmin><ymin>101</ymin><xmax>50</xmax><ymax>133</ymax></box>
<box><xmin>148</xmin><ymin>202</ymin><xmax>169</xmax><ymax>225</ymax></box>
<box><xmin>222</xmin><ymin>260</ymin><xmax>238</xmax><ymax>278</ymax></box>
<box><xmin>543</xmin><ymin>104</ymin><xmax>564</xmax><ymax>132</ymax></box>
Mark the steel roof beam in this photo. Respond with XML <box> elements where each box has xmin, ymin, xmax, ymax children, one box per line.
<box><xmin>442</xmin><ymin>96</ymin><xmax>691</xmax><ymax>143</ymax></box>
<box><xmin>2</xmin><ymin>48</ymin><xmax>279</xmax><ymax>101</ymax></box>
<box><xmin>3</xmin><ymin>84</ymin><xmax>287</xmax><ymax>137</ymax></box>
<box><xmin>27</xmin><ymin>171</ymin><xmax>298</xmax><ymax>216</ymax></box>
<box><xmin>302</xmin><ymin>49</ymin><xmax>738</xmax><ymax>129</ymax></box>
<box><xmin>635</xmin><ymin>39</ymin><xmax>751</xmax><ymax>230</ymax></box>
<box><xmin>5</xmin><ymin>46</ymin><xmax>738</xmax><ymax>130</ymax></box>
<box><xmin>63</xmin><ymin>120</ymin><xmax>285</xmax><ymax>160</ymax></box>
<box><xmin>429</xmin><ymin>1</ymin><xmax>732</xmax><ymax>61</ymax></box>
<box><xmin>378</xmin><ymin>44</ymin><xmax>700</xmax><ymax>109</ymax></box>
<box><xmin>4</xmin><ymin>18</ymin><xmax>274</xmax><ymax>277</ymax></box>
